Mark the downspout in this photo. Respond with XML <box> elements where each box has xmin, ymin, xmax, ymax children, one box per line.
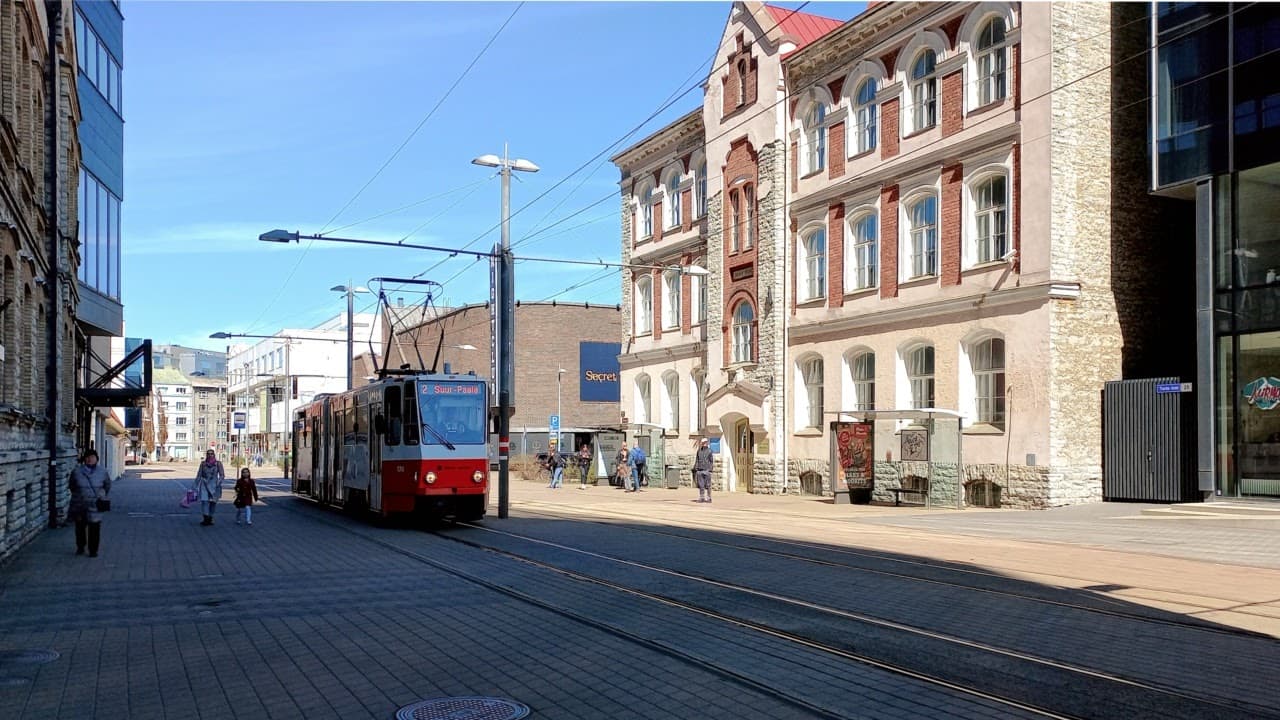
<box><xmin>45</xmin><ymin>0</ymin><xmax>64</xmax><ymax>529</ymax></box>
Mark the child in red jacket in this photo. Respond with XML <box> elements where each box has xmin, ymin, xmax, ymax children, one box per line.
<box><xmin>234</xmin><ymin>468</ymin><xmax>260</xmax><ymax>526</ymax></box>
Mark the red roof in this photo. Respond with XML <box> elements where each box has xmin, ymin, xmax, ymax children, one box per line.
<box><xmin>763</xmin><ymin>4</ymin><xmax>845</xmax><ymax>50</ymax></box>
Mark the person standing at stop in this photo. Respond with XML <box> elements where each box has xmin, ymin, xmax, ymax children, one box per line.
<box><xmin>694</xmin><ymin>437</ymin><xmax>714</xmax><ymax>503</ymax></box>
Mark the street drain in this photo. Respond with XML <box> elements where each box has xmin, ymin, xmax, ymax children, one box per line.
<box><xmin>0</xmin><ymin>649</ymin><xmax>59</xmax><ymax>666</ymax></box>
<box><xmin>394</xmin><ymin>696</ymin><xmax>530</xmax><ymax>720</ymax></box>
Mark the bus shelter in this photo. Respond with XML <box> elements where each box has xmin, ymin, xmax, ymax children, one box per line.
<box><xmin>828</xmin><ymin>409</ymin><xmax>965</xmax><ymax>509</ymax></box>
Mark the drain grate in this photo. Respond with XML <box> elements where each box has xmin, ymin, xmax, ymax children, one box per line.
<box><xmin>0</xmin><ymin>650</ymin><xmax>59</xmax><ymax>666</ymax></box>
<box><xmin>395</xmin><ymin>696</ymin><xmax>530</xmax><ymax>720</ymax></box>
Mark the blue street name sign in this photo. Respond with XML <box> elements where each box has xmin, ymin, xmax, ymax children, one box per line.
<box><xmin>1155</xmin><ymin>382</ymin><xmax>1192</xmax><ymax>394</ymax></box>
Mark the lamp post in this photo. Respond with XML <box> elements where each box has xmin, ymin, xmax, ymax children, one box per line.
<box><xmin>556</xmin><ymin>366</ymin><xmax>565</xmax><ymax>450</ymax></box>
<box><xmin>330</xmin><ymin>282</ymin><xmax>370</xmax><ymax>390</ymax></box>
<box><xmin>473</xmin><ymin>147</ymin><xmax>539</xmax><ymax>520</ymax></box>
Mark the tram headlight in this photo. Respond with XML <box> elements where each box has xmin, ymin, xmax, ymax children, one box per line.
<box><xmin>472</xmin><ymin>470</ymin><xmax>484</xmax><ymax>483</ymax></box>
<box><xmin>425</xmin><ymin>471</ymin><xmax>437</xmax><ymax>484</ymax></box>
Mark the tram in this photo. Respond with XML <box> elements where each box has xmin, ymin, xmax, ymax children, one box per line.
<box><xmin>291</xmin><ymin>367</ymin><xmax>490</xmax><ymax>522</ymax></box>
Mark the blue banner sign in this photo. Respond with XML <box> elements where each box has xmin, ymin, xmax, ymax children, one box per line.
<box><xmin>579</xmin><ymin>341</ymin><xmax>621</xmax><ymax>403</ymax></box>
<box><xmin>233</xmin><ymin>411</ymin><xmax>247</xmax><ymax>430</ymax></box>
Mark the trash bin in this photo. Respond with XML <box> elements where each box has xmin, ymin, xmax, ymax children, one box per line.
<box><xmin>665</xmin><ymin>465</ymin><xmax>682</xmax><ymax>489</ymax></box>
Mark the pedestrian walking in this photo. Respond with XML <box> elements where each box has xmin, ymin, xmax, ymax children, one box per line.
<box><xmin>233</xmin><ymin>468</ymin><xmax>260</xmax><ymax>526</ymax></box>
<box><xmin>547</xmin><ymin>444</ymin><xmax>565</xmax><ymax>489</ymax></box>
<box><xmin>577</xmin><ymin>442</ymin><xmax>592</xmax><ymax>489</ymax></box>
<box><xmin>627</xmin><ymin>444</ymin><xmax>642</xmax><ymax>493</ymax></box>
<box><xmin>615</xmin><ymin>444</ymin><xmax>632</xmax><ymax>490</ymax></box>
<box><xmin>694</xmin><ymin>437</ymin><xmax>714</xmax><ymax>503</ymax></box>
<box><xmin>192</xmin><ymin>449</ymin><xmax>225</xmax><ymax>526</ymax></box>
<box><xmin>630</xmin><ymin>443</ymin><xmax>648</xmax><ymax>489</ymax></box>
<box><xmin>68</xmin><ymin>449</ymin><xmax>111</xmax><ymax>557</ymax></box>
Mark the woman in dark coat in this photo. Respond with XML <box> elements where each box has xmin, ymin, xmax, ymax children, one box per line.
<box><xmin>68</xmin><ymin>449</ymin><xmax>112</xmax><ymax>557</ymax></box>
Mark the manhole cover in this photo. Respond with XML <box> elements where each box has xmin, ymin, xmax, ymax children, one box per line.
<box><xmin>395</xmin><ymin>697</ymin><xmax>530</xmax><ymax>720</ymax></box>
<box><xmin>0</xmin><ymin>650</ymin><xmax>59</xmax><ymax>666</ymax></box>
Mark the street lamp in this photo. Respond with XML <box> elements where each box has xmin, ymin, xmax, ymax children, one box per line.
<box><xmin>556</xmin><ymin>366</ymin><xmax>566</xmax><ymax>450</ymax></box>
<box><xmin>330</xmin><ymin>283</ymin><xmax>371</xmax><ymax>390</ymax></box>
<box><xmin>474</xmin><ymin>146</ymin><xmax>539</xmax><ymax>520</ymax></box>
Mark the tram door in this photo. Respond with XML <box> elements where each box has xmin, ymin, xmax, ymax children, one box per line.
<box><xmin>369</xmin><ymin>399</ymin><xmax>383</xmax><ymax>511</ymax></box>
<box><xmin>734</xmin><ymin>419</ymin><xmax>754</xmax><ymax>493</ymax></box>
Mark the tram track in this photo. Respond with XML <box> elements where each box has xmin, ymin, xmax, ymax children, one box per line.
<box><xmin>276</xmin><ymin>499</ymin><xmax>1066</xmax><ymax>719</ymax></box>
<box><xmin>514</xmin><ymin>503</ymin><xmax>1278</xmax><ymax>639</ymax></box>
<box><xmin>443</xmin><ymin>520</ymin><xmax>1280</xmax><ymax>720</ymax></box>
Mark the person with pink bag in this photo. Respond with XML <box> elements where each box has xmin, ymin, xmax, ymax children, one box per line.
<box><xmin>191</xmin><ymin>449</ymin><xmax>225</xmax><ymax>526</ymax></box>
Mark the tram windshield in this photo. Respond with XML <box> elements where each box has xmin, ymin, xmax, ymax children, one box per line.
<box><xmin>417</xmin><ymin>381</ymin><xmax>487</xmax><ymax>446</ymax></box>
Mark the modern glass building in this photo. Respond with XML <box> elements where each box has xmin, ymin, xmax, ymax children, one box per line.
<box><xmin>1151</xmin><ymin>2</ymin><xmax>1280</xmax><ymax>497</ymax></box>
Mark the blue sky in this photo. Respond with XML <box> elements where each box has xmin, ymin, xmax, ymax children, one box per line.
<box><xmin>122</xmin><ymin>1</ymin><xmax>864</xmax><ymax>350</ymax></box>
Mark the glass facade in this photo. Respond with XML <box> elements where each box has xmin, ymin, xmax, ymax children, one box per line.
<box><xmin>77</xmin><ymin>169</ymin><xmax>121</xmax><ymax>299</ymax></box>
<box><xmin>1153</xmin><ymin>3</ymin><xmax>1280</xmax><ymax>497</ymax></box>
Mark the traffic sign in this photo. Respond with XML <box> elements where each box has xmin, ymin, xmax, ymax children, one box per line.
<box><xmin>233</xmin><ymin>411</ymin><xmax>247</xmax><ymax>429</ymax></box>
<box><xmin>549</xmin><ymin>414</ymin><xmax>560</xmax><ymax>432</ymax></box>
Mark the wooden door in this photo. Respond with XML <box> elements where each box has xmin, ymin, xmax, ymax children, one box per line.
<box><xmin>734</xmin><ymin>419</ymin><xmax>754</xmax><ymax>493</ymax></box>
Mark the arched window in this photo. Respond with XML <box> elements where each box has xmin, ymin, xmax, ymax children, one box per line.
<box><xmin>803</xmin><ymin>101</ymin><xmax>827</xmax><ymax>174</ymax></box>
<box><xmin>854</xmin><ymin>78</ymin><xmax>878</xmax><ymax>154</ymax></box>
<box><xmin>730</xmin><ymin>191</ymin><xmax>742</xmax><ymax>252</ymax></box>
<box><xmin>973</xmin><ymin>173</ymin><xmax>1009</xmax><ymax>264</ymax></box>
<box><xmin>634</xmin><ymin>276</ymin><xmax>653</xmax><ymax>336</ymax></box>
<box><xmin>907</xmin><ymin>194</ymin><xmax>938</xmax><ymax>278</ymax></box>
<box><xmin>977</xmin><ymin>17</ymin><xmax>1008</xmax><ymax>105</ymax></box>
<box><xmin>798</xmin><ymin>356</ymin><xmax>824</xmax><ymax>429</ymax></box>
<box><xmin>732</xmin><ymin>302</ymin><xmax>754</xmax><ymax>364</ymax></box>
<box><xmin>691</xmin><ymin>370</ymin><xmax>707</xmax><ymax>432</ymax></box>
<box><xmin>695</xmin><ymin>159</ymin><xmax>708</xmax><ymax>217</ymax></box>
<box><xmin>849</xmin><ymin>351</ymin><xmax>875</xmax><ymax>412</ymax></box>
<box><xmin>662</xmin><ymin>270</ymin><xmax>681</xmax><ymax>330</ymax></box>
<box><xmin>665</xmin><ymin>170</ymin><xmax>682</xmax><ymax>228</ymax></box>
<box><xmin>910</xmin><ymin>50</ymin><xmax>938</xmax><ymax>132</ymax></box>
<box><xmin>907</xmin><ymin>345</ymin><xmax>935</xmax><ymax>409</ymax></box>
<box><xmin>737</xmin><ymin>59</ymin><xmax>748</xmax><ymax>107</ymax></box>
<box><xmin>662</xmin><ymin>371</ymin><xmax>680</xmax><ymax>432</ymax></box>
<box><xmin>972</xmin><ymin>338</ymin><xmax>1006</xmax><ymax>427</ymax></box>
<box><xmin>848</xmin><ymin>212</ymin><xmax>878</xmax><ymax>290</ymax></box>
<box><xmin>744</xmin><ymin>184</ymin><xmax>756</xmax><ymax>248</ymax></box>
<box><xmin>635</xmin><ymin>375</ymin><xmax>651</xmax><ymax>425</ymax></box>
<box><xmin>799</xmin><ymin>227</ymin><xmax>827</xmax><ymax>301</ymax></box>
<box><xmin>639</xmin><ymin>184</ymin><xmax>654</xmax><ymax>238</ymax></box>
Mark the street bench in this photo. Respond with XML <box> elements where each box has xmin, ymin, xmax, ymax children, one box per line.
<box><xmin>889</xmin><ymin>475</ymin><xmax>929</xmax><ymax>506</ymax></box>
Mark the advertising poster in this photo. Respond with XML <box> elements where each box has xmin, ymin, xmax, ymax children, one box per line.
<box><xmin>834</xmin><ymin>421</ymin><xmax>874</xmax><ymax>489</ymax></box>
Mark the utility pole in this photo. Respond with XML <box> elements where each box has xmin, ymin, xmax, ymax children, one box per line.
<box><xmin>345</xmin><ymin>284</ymin><xmax>353</xmax><ymax>390</ymax></box>
<box><xmin>473</xmin><ymin>147</ymin><xmax>538</xmax><ymax>520</ymax></box>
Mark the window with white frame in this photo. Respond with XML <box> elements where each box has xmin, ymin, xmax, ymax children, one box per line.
<box><xmin>639</xmin><ymin>184</ymin><xmax>654</xmax><ymax>237</ymax></box>
<box><xmin>853</xmin><ymin>78</ymin><xmax>878</xmax><ymax>154</ymax></box>
<box><xmin>849</xmin><ymin>351</ymin><xmax>875</xmax><ymax>412</ymax></box>
<box><xmin>665</xmin><ymin>171</ymin><xmax>682</xmax><ymax>228</ymax></box>
<box><xmin>695</xmin><ymin>160</ymin><xmax>708</xmax><ymax>217</ymax></box>
<box><xmin>976</xmin><ymin>17</ymin><xmax>1008</xmax><ymax>106</ymax></box>
<box><xmin>690</xmin><ymin>274</ymin><xmax>706</xmax><ymax>324</ymax></box>
<box><xmin>906</xmin><ymin>194</ymin><xmax>938</xmax><ymax>278</ymax></box>
<box><xmin>731</xmin><ymin>302</ymin><xmax>754</xmax><ymax>363</ymax></box>
<box><xmin>799</xmin><ymin>357</ymin><xmax>824</xmax><ymax>430</ymax></box>
<box><xmin>910</xmin><ymin>50</ymin><xmax>938</xmax><ymax>132</ymax></box>
<box><xmin>635</xmin><ymin>276</ymin><xmax>653</xmax><ymax>336</ymax></box>
<box><xmin>799</xmin><ymin>227</ymin><xmax>827</xmax><ymax>301</ymax></box>
<box><xmin>730</xmin><ymin>191</ymin><xmax>742</xmax><ymax>252</ymax></box>
<box><xmin>691</xmin><ymin>370</ymin><xmax>707</xmax><ymax>432</ymax></box>
<box><xmin>907</xmin><ymin>345</ymin><xmax>935</xmax><ymax>409</ymax></box>
<box><xmin>848</xmin><ymin>211</ymin><xmax>878</xmax><ymax>290</ymax></box>
<box><xmin>972</xmin><ymin>337</ymin><xmax>1006</xmax><ymax>427</ymax></box>
<box><xmin>803</xmin><ymin>102</ymin><xmax>827</xmax><ymax>174</ymax></box>
<box><xmin>662</xmin><ymin>372</ymin><xmax>680</xmax><ymax>432</ymax></box>
<box><xmin>663</xmin><ymin>270</ymin><xmax>681</xmax><ymax>330</ymax></box>
<box><xmin>973</xmin><ymin>173</ymin><xmax>1009</xmax><ymax>264</ymax></box>
<box><xmin>744</xmin><ymin>184</ymin><xmax>756</xmax><ymax>248</ymax></box>
<box><xmin>635</xmin><ymin>375</ymin><xmax>651</xmax><ymax>424</ymax></box>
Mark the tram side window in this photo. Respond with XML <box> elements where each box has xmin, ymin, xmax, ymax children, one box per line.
<box><xmin>403</xmin><ymin>383</ymin><xmax>421</xmax><ymax>445</ymax></box>
<box><xmin>385</xmin><ymin>385</ymin><xmax>403</xmax><ymax>446</ymax></box>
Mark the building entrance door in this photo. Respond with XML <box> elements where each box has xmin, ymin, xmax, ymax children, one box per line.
<box><xmin>734</xmin><ymin>419</ymin><xmax>754</xmax><ymax>493</ymax></box>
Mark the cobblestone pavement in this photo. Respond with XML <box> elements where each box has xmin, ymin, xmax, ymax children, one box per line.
<box><xmin>0</xmin><ymin>466</ymin><xmax>1053</xmax><ymax>720</ymax></box>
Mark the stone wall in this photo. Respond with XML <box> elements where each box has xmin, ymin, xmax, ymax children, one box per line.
<box><xmin>1046</xmin><ymin>3</ymin><xmax>1122</xmax><ymax>506</ymax></box>
<box><xmin>750</xmin><ymin>140</ymin><xmax>788</xmax><ymax>494</ymax></box>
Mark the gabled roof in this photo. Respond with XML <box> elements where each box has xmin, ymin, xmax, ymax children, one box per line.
<box><xmin>763</xmin><ymin>4</ymin><xmax>844</xmax><ymax>50</ymax></box>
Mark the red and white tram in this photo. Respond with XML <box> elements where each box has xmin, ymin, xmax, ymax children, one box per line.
<box><xmin>291</xmin><ymin>370</ymin><xmax>490</xmax><ymax>522</ymax></box>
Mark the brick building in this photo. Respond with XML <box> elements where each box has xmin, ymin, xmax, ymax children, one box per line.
<box><xmin>363</xmin><ymin>301</ymin><xmax>623</xmax><ymax>451</ymax></box>
<box><xmin>1</xmin><ymin>0</ymin><xmax>83</xmax><ymax>561</ymax></box>
<box><xmin>614</xmin><ymin>2</ymin><xmax>1163</xmax><ymax>507</ymax></box>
